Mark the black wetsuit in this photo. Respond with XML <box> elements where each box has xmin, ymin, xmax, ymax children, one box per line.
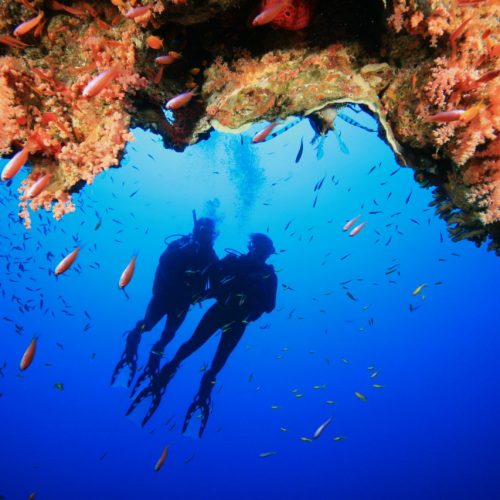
<box><xmin>128</xmin><ymin>252</ymin><xmax>278</xmax><ymax>432</ymax></box>
<box><xmin>112</xmin><ymin>235</ymin><xmax>218</xmax><ymax>387</ymax></box>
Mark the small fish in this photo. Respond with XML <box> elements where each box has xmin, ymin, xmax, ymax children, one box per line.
<box><xmin>155</xmin><ymin>51</ymin><xmax>182</xmax><ymax>65</ymax></box>
<box><xmin>349</xmin><ymin>222</ymin><xmax>367</xmax><ymax>237</ymax></box>
<box><xmin>333</xmin><ymin>436</ymin><xmax>345</xmax><ymax>442</ymax></box>
<box><xmin>54</xmin><ymin>382</ymin><xmax>64</xmax><ymax>391</ymax></box>
<box><xmin>355</xmin><ymin>392</ymin><xmax>367</xmax><ymax>401</ymax></box>
<box><xmin>346</xmin><ymin>291</ymin><xmax>357</xmax><ymax>301</ymax></box>
<box><xmin>13</xmin><ymin>11</ymin><xmax>44</xmax><ymax>37</ymax></box>
<box><xmin>119</xmin><ymin>255</ymin><xmax>137</xmax><ymax>289</ymax></box>
<box><xmin>1</xmin><ymin>147</ymin><xmax>29</xmax><ymax>181</ymax></box>
<box><xmin>373</xmin><ymin>384</ymin><xmax>384</xmax><ymax>389</ymax></box>
<box><xmin>27</xmin><ymin>173</ymin><xmax>52</xmax><ymax>199</ymax></box>
<box><xmin>313</xmin><ymin>416</ymin><xmax>332</xmax><ymax>440</ymax></box>
<box><xmin>279</xmin><ymin>427</ymin><xmax>290</xmax><ymax>433</ymax></box>
<box><xmin>271</xmin><ymin>405</ymin><xmax>280</xmax><ymax>410</ymax></box>
<box><xmin>295</xmin><ymin>138</ymin><xmax>304</xmax><ymax>163</ymax></box>
<box><xmin>82</xmin><ymin>67</ymin><xmax>120</xmax><ymax>98</ymax></box>
<box><xmin>300</xmin><ymin>437</ymin><xmax>313</xmax><ymax>443</ymax></box>
<box><xmin>55</xmin><ymin>247</ymin><xmax>80</xmax><ymax>276</ymax></box>
<box><xmin>428</xmin><ymin>110</ymin><xmax>465</xmax><ymax>122</ymax></box>
<box><xmin>165</xmin><ymin>87</ymin><xmax>198</xmax><ymax>110</ymax></box>
<box><xmin>20</xmin><ymin>337</ymin><xmax>38</xmax><ymax>371</ymax></box>
<box><xmin>343</xmin><ymin>215</ymin><xmax>361</xmax><ymax>232</ymax></box>
<box><xmin>146</xmin><ymin>35</ymin><xmax>163</xmax><ymax>49</ymax></box>
<box><xmin>252</xmin><ymin>0</ymin><xmax>286</xmax><ymax>26</ymax></box>
<box><xmin>259</xmin><ymin>451</ymin><xmax>277</xmax><ymax>458</ymax></box>
<box><xmin>125</xmin><ymin>5</ymin><xmax>151</xmax><ymax>19</ymax></box>
<box><xmin>412</xmin><ymin>283</ymin><xmax>427</xmax><ymax>296</ymax></box>
<box><xmin>325</xmin><ymin>400</ymin><xmax>336</xmax><ymax>405</ymax></box>
<box><xmin>154</xmin><ymin>446</ymin><xmax>169</xmax><ymax>472</ymax></box>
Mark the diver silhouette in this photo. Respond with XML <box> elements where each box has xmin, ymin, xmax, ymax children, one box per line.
<box><xmin>126</xmin><ymin>233</ymin><xmax>278</xmax><ymax>436</ymax></box>
<box><xmin>111</xmin><ymin>216</ymin><xmax>218</xmax><ymax>390</ymax></box>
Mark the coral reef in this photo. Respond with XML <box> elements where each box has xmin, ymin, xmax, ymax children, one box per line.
<box><xmin>383</xmin><ymin>0</ymin><xmax>500</xmax><ymax>250</ymax></box>
<box><xmin>0</xmin><ymin>0</ymin><xmax>498</xmax><ymax>253</ymax></box>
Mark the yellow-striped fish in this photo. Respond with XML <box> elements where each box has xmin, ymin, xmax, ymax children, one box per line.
<box><xmin>355</xmin><ymin>392</ymin><xmax>367</xmax><ymax>401</ymax></box>
<box><xmin>412</xmin><ymin>283</ymin><xmax>427</xmax><ymax>296</ymax></box>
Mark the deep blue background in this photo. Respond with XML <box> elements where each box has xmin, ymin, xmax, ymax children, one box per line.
<box><xmin>1</xmin><ymin>110</ymin><xmax>499</xmax><ymax>499</ymax></box>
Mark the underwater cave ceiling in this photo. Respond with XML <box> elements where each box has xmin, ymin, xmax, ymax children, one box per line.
<box><xmin>0</xmin><ymin>0</ymin><xmax>499</xmax><ymax>254</ymax></box>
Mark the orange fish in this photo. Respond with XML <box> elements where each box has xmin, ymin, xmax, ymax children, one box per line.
<box><xmin>154</xmin><ymin>446</ymin><xmax>169</xmax><ymax>472</ymax></box>
<box><xmin>342</xmin><ymin>214</ymin><xmax>361</xmax><ymax>232</ymax></box>
<box><xmin>119</xmin><ymin>255</ymin><xmax>137</xmax><ymax>289</ymax></box>
<box><xmin>147</xmin><ymin>35</ymin><xmax>163</xmax><ymax>49</ymax></box>
<box><xmin>427</xmin><ymin>110</ymin><xmax>465</xmax><ymax>122</ymax></box>
<box><xmin>82</xmin><ymin>67</ymin><xmax>120</xmax><ymax>98</ymax></box>
<box><xmin>20</xmin><ymin>337</ymin><xmax>38</xmax><ymax>371</ymax></box>
<box><xmin>252</xmin><ymin>122</ymin><xmax>277</xmax><ymax>143</ymax></box>
<box><xmin>125</xmin><ymin>5</ymin><xmax>151</xmax><ymax>19</ymax></box>
<box><xmin>0</xmin><ymin>35</ymin><xmax>30</xmax><ymax>48</ymax></box>
<box><xmin>155</xmin><ymin>51</ymin><xmax>182</xmax><ymax>65</ymax></box>
<box><xmin>27</xmin><ymin>173</ymin><xmax>52</xmax><ymax>199</ymax></box>
<box><xmin>253</xmin><ymin>1</ymin><xmax>286</xmax><ymax>26</ymax></box>
<box><xmin>349</xmin><ymin>222</ymin><xmax>367</xmax><ymax>237</ymax></box>
<box><xmin>165</xmin><ymin>87</ymin><xmax>198</xmax><ymax>110</ymax></box>
<box><xmin>13</xmin><ymin>11</ymin><xmax>44</xmax><ymax>37</ymax></box>
<box><xmin>55</xmin><ymin>247</ymin><xmax>80</xmax><ymax>276</ymax></box>
<box><xmin>1</xmin><ymin>147</ymin><xmax>29</xmax><ymax>181</ymax></box>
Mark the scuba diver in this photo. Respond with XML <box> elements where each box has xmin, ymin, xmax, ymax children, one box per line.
<box><xmin>111</xmin><ymin>216</ymin><xmax>219</xmax><ymax>391</ymax></box>
<box><xmin>126</xmin><ymin>233</ymin><xmax>278</xmax><ymax>436</ymax></box>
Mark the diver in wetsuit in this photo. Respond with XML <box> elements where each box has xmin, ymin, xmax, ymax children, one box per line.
<box><xmin>111</xmin><ymin>217</ymin><xmax>218</xmax><ymax>390</ymax></box>
<box><xmin>126</xmin><ymin>233</ymin><xmax>278</xmax><ymax>436</ymax></box>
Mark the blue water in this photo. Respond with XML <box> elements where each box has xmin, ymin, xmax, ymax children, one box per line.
<box><xmin>1</xmin><ymin>110</ymin><xmax>499</xmax><ymax>500</ymax></box>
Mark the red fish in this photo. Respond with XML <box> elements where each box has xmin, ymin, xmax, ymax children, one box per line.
<box><xmin>349</xmin><ymin>222</ymin><xmax>367</xmax><ymax>237</ymax></box>
<box><xmin>155</xmin><ymin>51</ymin><xmax>182</xmax><ymax>65</ymax></box>
<box><xmin>13</xmin><ymin>11</ymin><xmax>44</xmax><ymax>37</ymax></box>
<box><xmin>427</xmin><ymin>110</ymin><xmax>465</xmax><ymax>122</ymax></box>
<box><xmin>1</xmin><ymin>147</ymin><xmax>29</xmax><ymax>181</ymax></box>
<box><xmin>119</xmin><ymin>255</ymin><xmax>137</xmax><ymax>289</ymax></box>
<box><xmin>165</xmin><ymin>87</ymin><xmax>198</xmax><ymax>110</ymax></box>
<box><xmin>27</xmin><ymin>173</ymin><xmax>52</xmax><ymax>199</ymax></box>
<box><xmin>20</xmin><ymin>337</ymin><xmax>38</xmax><ymax>371</ymax></box>
<box><xmin>125</xmin><ymin>5</ymin><xmax>151</xmax><ymax>19</ymax></box>
<box><xmin>82</xmin><ymin>67</ymin><xmax>120</xmax><ymax>98</ymax></box>
<box><xmin>147</xmin><ymin>36</ymin><xmax>163</xmax><ymax>49</ymax></box>
<box><xmin>154</xmin><ymin>446</ymin><xmax>169</xmax><ymax>471</ymax></box>
<box><xmin>342</xmin><ymin>214</ymin><xmax>361</xmax><ymax>232</ymax></box>
<box><xmin>252</xmin><ymin>122</ymin><xmax>277</xmax><ymax>143</ymax></box>
<box><xmin>55</xmin><ymin>247</ymin><xmax>80</xmax><ymax>275</ymax></box>
<box><xmin>252</xmin><ymin>0</ymin><xmax>286</xmax><ymax>26</ymax></box>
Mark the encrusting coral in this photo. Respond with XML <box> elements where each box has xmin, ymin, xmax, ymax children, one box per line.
<box><xmin>0</xmin><ymin>0</ymin><xmax>498</xmax><ymax>254</ymax></box>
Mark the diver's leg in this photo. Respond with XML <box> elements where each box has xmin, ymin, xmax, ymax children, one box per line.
<box><xmin>149</xmin><ymin>308</ymin><xmax>188</xmax><ymax>370</ymax></box>
<box><xmin>130</xmin><ymin>308</ymin><xmax>188</xmax><ymax>396</ymax></box>
<box><xmin>111</xmin><ymin>294</ymin><xmax>167</xmax><ymax>386</ymax></box>
<box><xmin>127</xmin><ymin>304</ymin><xmax>224</xmax><ymax>425</ymax></box>
<box><xmin>183</xmin><ymin>321</ymin><xmax>246</xmax><ymax>437</ymax></box>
